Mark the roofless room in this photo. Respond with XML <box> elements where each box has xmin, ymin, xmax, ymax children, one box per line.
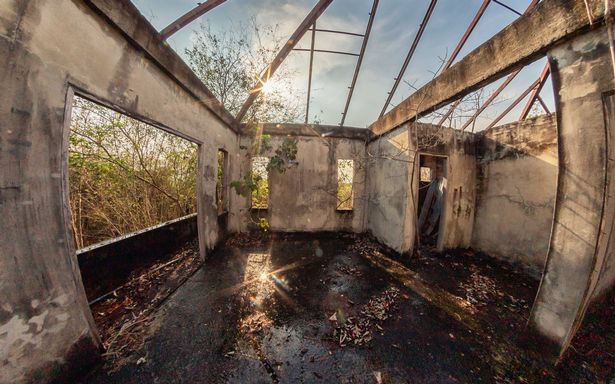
<box><xmin>1</xmin><ymin>0</ymin><xmax>614</xmax><ymax>383</ymax></box>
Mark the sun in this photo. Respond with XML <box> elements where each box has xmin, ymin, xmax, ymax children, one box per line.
<box><xmin>261</xmin><ymin>79</ymin><xmax>276</xmax><ymax>95</ymax></box>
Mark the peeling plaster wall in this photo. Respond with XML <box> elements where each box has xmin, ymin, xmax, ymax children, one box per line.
<box><xmin>530</xmin><ymin>27</ymin><xmax>615</xmax><ymax>355</ymax></box>
<box><xmin>0</xmin><ymin>0</ymin><xmax>239</xmax><ymax>382</ymax></box>
<box><xmin>472</xmin><ymin>114</ymin><xmax>558</xmax><ymax>274</ymax></box>
<box><xmin>366</xmin><ymin>124</ymin><xmax>476</xmax><ymax>253</ymax></box>
<box><xmin>236</xmin><ymin>128</ymin><xmax>368</xmax><ymax>233</ymax></box>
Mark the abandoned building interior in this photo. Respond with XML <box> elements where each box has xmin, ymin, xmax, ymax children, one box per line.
<box><xmin>2</xmin><ymin>0</ymin><xmax>615</xmax><ymax>383</ymax></box>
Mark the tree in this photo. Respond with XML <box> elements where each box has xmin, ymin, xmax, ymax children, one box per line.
<box><xmin>185</xmin><ymin>19</ymin><xmax>303</xmax><ymax>123</ymax></box>
<box><xmin>69</xmin><ymin>97</ymin><xmax>198</xmax><ymax>248</ymax></box>
<box><xmin>185</xmin><ymin>19</ymin><xmax>304</xmax><ymax>231</ymax></box>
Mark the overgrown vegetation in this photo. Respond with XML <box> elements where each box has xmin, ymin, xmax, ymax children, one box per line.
<box><xmin>185</xmin><ymin>20</ymin><xmax>302</xmax><ymax>123</ymax></box>
<box><xmin>187</xmin><ymin>19</ymin><xmax>303</xmax><ymax>230</ymax></box>
<box><xmin>337</xmin><ymin>160</ymin><xmax>354</xmax><ymax>211</ymax></box>
<box><xmin>230</xmin><ymin>137</ymin><xmax>299</xmax><ymax>212</ymax></box>
<box><xmin>69</xmin><ymin>20</ymin><xmax>304</xmax><ymax>245</ymax></box>
<box><xmin>69</xmin><ymin>97</ymin><xmax>197</xmax><ymax>248</ymax></box>
<box><xmin>216</xmin><ymin>150</ymin><xmax>227</xmax><ymax>214</ymax></box>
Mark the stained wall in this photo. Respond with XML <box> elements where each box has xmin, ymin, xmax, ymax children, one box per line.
<box><xmin>0</xmin><ymin>0</ymin><xmax>239</xmax><ymax>382</ymax></box>
<box><xmin>235</xmin><ymin>124</ymin><xmax>369</xmax><ymax>233</ymax></box>
<box><xmin>472</xmin><ymin>114</ymin><xmax>558</xmax><ymax>274</ymax></box>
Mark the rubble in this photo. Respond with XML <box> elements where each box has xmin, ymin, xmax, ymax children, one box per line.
<box><xmin>330</xmin><ymin>286</ymin><xmax>401</xmax><ymax>347</ymax></box>
<box><xmin>91</xmin><ymin>240</ymin><xmax>202</xmax><ymax>369</ymax></box>
<box><xmin>225</xmin><ymin>232</ymin><xmax>269</xmax><ymax>248</ymax></box>
<box><xmin>240</xmin><ymin>312</ymin><xmax>273</xmax><ymax>334</ymax></box>
<box><xmin>337</xmin><ymin>264</ymin><xmax>364</xmax><ymax>277</ymax></box>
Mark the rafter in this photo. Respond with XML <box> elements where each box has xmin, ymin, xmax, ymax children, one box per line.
<box><xmin>305</xmin><ymin>21</ymin><xmax>317</xmax><ymax>124</ymax></box>
<box><xmin>460</xmin><ymin>68</ymin><xmax>522</xmax><ymax>132</ymax></box>
<box><xmin>434</xmin><ymin>0</ymin><xmax>491</xmax><ymax>126</ymax></box>
<box><xmin>436</xmin><ymin>0</ymin><xmax>540</xmax><ymax>127</ymax></box>
<box><xmin>308</xmin><ymin>28</ymin><xmax>364</xmax><ymax>38</ymax></box>
<box><xmin>293</xmin><ymin>48</ymin><xmax>359</xmax><ymax>57</ymax></box>
<box><xmin>444</xmin><ymin>0</ymin><xmax>491</xmax><ymax>71</ymax></box>
<box><xmin>380</xmin><ymin>0</ymin><xmax>438</xmax><ymax>118</ymax></box>
<box><xmin>537</xmin><ymin>95</ymin><xmax>550</xmax><ymax>113</ymax></box>
<box><xmin>484</xmin><ymin>78</ymin><xmax>541</xmax><ymax>130</ymax></box>
<box><xmin>492</xmin><ymin>0</ymin><xmax>522</xmax><ymax>16</ymax></box>
<box><xmin>236</xmin><ymin>0</ymin><xmax>334</xmax><ymax>122</ymax></box>
<box><xmin>519</xmin><ymin>63</ymin><xmax>551</xmax><ymax>121</ymax></box>
<box><xmin>340</xmin><ymin>0</ymin><xmax>380</xmax><ymax>126</ymax></box>
<box><xmin>159</xmin><ymin>0</ymin><xmax>228</xmax><ymax>40</ymax></box>
<box><xmin>369</xmin><ymin>0</ymin><xmax>613</xmax><ymax>136</ymax></box>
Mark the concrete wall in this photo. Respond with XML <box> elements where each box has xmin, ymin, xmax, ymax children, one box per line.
<box><xmin>235</xmin><ymin>124</ymin><xmax>369</xmax><ymax>233</ymax></box>
<box><xmin>366</xmin><ymin>125</ymin><xmax>415</xmax><ymax>253</ymax></box>
<box><xmin>530</xmin><ymin>27</ymin><xmax>615</xmax><ymax>356</ymax></box>
<box><xmin>366</xmin><ymin>123</ymin><xmax>476</xmax><ymax>253</ymax></box>
<box><xmin>472</xmin><ymin>114</ymin><xmax>558</xmax><ymax>274</ymax></box>
<box><xmin>414</xmin><ymin>124</ymin><xmax>476</xmax><ymax>251</ymax></box>
<box><xmin>77</xmin><ymin>214</ymin><xmax>198</xmax><ymax>301</ymax></box>
<box><xmin>4</xmin><ymin>1</ymin><xmax>615</xmax><ymax>379</ymax></box>
<box><xmin>0</xmin><ymin>0</ymin><xmax>240</xmax><ymax>382</ymax></box>
<box><xmin>593</xmin><ymin>93</ymin><xmax>615</xmax><ymax>300</ymax></box>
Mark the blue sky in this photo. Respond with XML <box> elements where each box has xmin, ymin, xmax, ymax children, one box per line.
<box><xmin>132</xmin><ymin>0</ymin><xmax>553</xmax><ymax>130</ymax></box>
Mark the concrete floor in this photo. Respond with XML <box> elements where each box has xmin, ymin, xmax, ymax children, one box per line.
<box><xmin>81</xmin><ymin>233</ymin><xmax>598</xmax><ymax>383</ymax></box>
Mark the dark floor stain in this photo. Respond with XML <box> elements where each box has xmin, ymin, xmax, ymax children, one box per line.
<box><xmin>81</xmin><ymin>232</ymin><xmax>614</xmax><ymax>384</ymax></box>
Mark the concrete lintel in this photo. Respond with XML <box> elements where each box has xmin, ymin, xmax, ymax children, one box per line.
<box><xmin>369</xmin><ymin>0</ymin><xmax>614</xmax><ymax>136</ymax></box>
<box><xmin>242</xmin><ymin>123</ymin><xmax>372</xmax><ymax>141</ymax></box>
<box><xmin>83</xmin><ymin>0</ymin><xmax>239</xmax><ymax>132</ymax></box>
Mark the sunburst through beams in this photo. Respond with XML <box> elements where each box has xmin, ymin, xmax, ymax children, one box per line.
<box><xmin>261</xmin><ymin>79</ymin><xmax>276</xmax><ymax>95</ymax></box>
<box><xmin>251</xmin><ymin>66</ymin><xmax>277</xmax><ymax>96</ymax></box>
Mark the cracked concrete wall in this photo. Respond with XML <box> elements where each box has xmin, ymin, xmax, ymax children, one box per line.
<box><xmin>472</xmin><ymin>114</ymin><xmax>558</xmax><ymax>274</ymax></box>
<box><xmin>0</xmin><ymin>0</ymin><xmax>240</xmax><ymax>382</ymax></box>
<box><xmin>366</xmin><ymin>124</ymin><xmax>476</xmax><ymax>253</ymax></box>
<box><xmin>530</xmin><ymin>27</ymin><xmax>615</xmax><ymax>356</ymax></box>
<box><xmin>236</xmin><ymin>129</ymin><xmax>367</xmax><ymax>233</ymax></box>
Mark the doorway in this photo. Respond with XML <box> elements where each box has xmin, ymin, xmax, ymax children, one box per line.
<box><xmin>417</xmin><ymin>154</ymin><xmax>448</xmax><ymax>250</ymax></box>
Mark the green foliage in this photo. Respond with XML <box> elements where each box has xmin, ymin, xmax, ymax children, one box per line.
<box><xmin>251</xmin><ymin>176</ymin><xmax>269</xmax><ymax>209</ymax></box>
<box><xmin>185</xmin><ymin>20</ymin><xmax>302</xmax><ymax>123</ymax></box>
<box><xmin>216</xmin><ymin>151</ymin><xmax>227</xmax><ymax>213</ymax></box>
<box><xmin>337</xmin><ymin>183</ymin><xmax>353</xmax><ymax>211</ymax></box>
<box><xmin>230</xmin><ymin>171</ymin><xmax>261</xmax><ymax>198</ymax></box>
<box><xmin>230</xmin><ymin>137</ymin><xmax>298</xmax><ymax>215</ymax></box>
<box><xmin>337</xmin><ymin>160</ymin><xmax>354</xmax><ymax>211</ymax></box>
<box><xmin>259</xmin><ymin>134</ymin><xmax>272</xmax><ymax>154</ymax></box>
<box><xmin>68</xmin><ymin>97</ymin><xmax>198</xmax><ymax>248</ymax></box>
<box><xmin>267</xmin><ymin>137</ymin><xmax>298</xmax><ymax>173</ymax></box>
<box><xmin>258</xmin><ymin>218</ymin><xmax>270</xmax><ymax>232</ymax></box>
<box><xmin>185</xmin><ymin>18</ymin><xmax>303</xmax><ymax>220</ymax></box>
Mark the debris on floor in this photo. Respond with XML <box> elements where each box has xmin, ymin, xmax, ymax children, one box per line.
<box><xmin>90</xmin><ymin>239</ymin><xmax>201</xmax><ymax>369</ymax></box>
<box><xmin>240</xmin><ymin>312</ymin><xmax>273</xmax><ymax>334</ymax></box>
<box><xmin>330</xmin><ymin>286</ymin><xmax>401</xmax><ymax>347</ymax></box>
<box><xmin>82</xmin><ymin>233</ymin><xmax>615</xmax><ymax>384</ymax></box>
<box><xmin>557</xmin><ymin>289</ymin><xmax>615</xmax><ymax>381</ymax></box>
<box><xmin>225</xmin><ymin>231</ymin><xmax>270</xmax><ymax>248</ymax></box>
<box><xmin>337</xmin><ymin>264</ymin><xmax>364</xmax><ymax>277</ymax></box>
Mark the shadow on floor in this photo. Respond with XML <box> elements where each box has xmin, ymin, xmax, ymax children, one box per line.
<box><xmin>81</xmin><ymin>232</ymin><xmax>613</xmax><ymax>384</ymax></box>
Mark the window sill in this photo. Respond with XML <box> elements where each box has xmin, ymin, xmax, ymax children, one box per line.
<box><xmin>336</xmin><ymin>209</ymin><xmax>354</xmax><ymax>214</ymax></box>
